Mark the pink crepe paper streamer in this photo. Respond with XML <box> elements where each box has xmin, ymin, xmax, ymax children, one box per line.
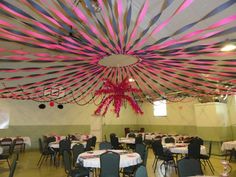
<box><xmin>126</xmin><ymin>0</ymin><xmax>149</xmax><ymax>51</ymax></box>
<box><xmin>131</xmin><ymin>0</ymin><xmax>194</xmax><ymax>51</ymax></box>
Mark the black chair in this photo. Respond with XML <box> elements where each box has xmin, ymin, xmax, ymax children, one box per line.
<box><xmin>8</xmin><ymin>153</ymin><xmax>18</xmax><ymax>177</ymax></box>
<box><xmin>57</xmin><ymin>139</ymin><xmax>71</xmax><ymax>166</ymax></box>
<box><xmin>135</xmin><ymin>135</ymin><xmax>143</xmax><ymax>144</ymax></box>
<box><xmin>177</xmin><ymin>158</ymin><xmax>203</xmax><ymax>177</ymax></box>
<box><xmin>85</xmin><ymin>137</ymin><xmax>94</xmax><ymax>151</ymax></box>
<box><xmin>152</xmin><ymin>140</ymin><xmax>176</xmax><ymax>176</ymax></box>
<box><xmin>139</xmin><ymin>128</ymin><xmax>145</xmax><ymax>133</ymax></box>
<box><xmin>128</xmin><ymin>133</ymin><xmax>136</xmax><ymax>138</ymax></box>
<box><xmin>123</xmin><ymin>143</ymin><xmax>148</xmax><ymax>177</ymax></box>
<box><xmin>0</xmin><ymin>140</ymin><xmax>14</xmax><ymax>168</ymax></box>
<box><xmin>37</xmin><ymin>138</ymin><xmax>56</xmax><ymax>168</ymax></box>
<box><xmin>110</xmin><ymin>135</ymin><xmax>123</xmax><ymax>150</ymax></box>
<box><xmin>72</xmin><ymin>143</ymin><xmax>85</xmax><ymax>167</ymax></box>
<box><xmin>99</xmin><ymin>141</ymin><xmax>112</xmax><ymax>150</ymax></box>
<box><xmin>91</xmin><ymin>136</ymin><xmax>97</xmax><ymax>150</ymax></box>
<box><xmin>46</xmin><ymin>136</ymin><xmax>56</xmax><ymax>145</ymax></box>
<box><xmin>13</xmin><ymin>138</ymin><xmax>25</xmax><ymax>152</ymax></box>
<box><xmin>200</xmin><ymin>141</ymin><xmax>215</xmax><ymax>174</ymax></box>
<box><xmin>100</xmin><ymin>151</ymin><xmax>120</xmax><ymax>177</ymax></box>
<box><xmin>124</xmin><ymin>128</ymin><xmax>130</xmax><ymax>137</ymax></box>
<box><xmin>63</xmin><ymin>150</ymin><xmax>89</xmax><ymax>177</ymax></box>
<box><xmin>164</xmin><ymin>136</ymin><xmax>175</xmax><ymax>144</ymax></box>
<box><xmin>134</xmin><ymin>165</ymin><xmax>148</xmax><ymax>177</ymax></box>
<box><xmin>187</xmin><ymin>140</ymin><xmax>201</xmax><ymax>159</ymax></box>
<box><xmin>190</xmin><ymin>137</ymin><xmax>204</xmax><ymax>145</ymax></box>
<box><xmin>0</xmin><ymin>138</ymin><xmax>13</xmax><ymax>154</ymax></box>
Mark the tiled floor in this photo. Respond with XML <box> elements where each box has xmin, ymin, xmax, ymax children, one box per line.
<box><xmin>1</xmin><ymin>148</ymin><xmax>236</xmax><ymax>177</ymax></box>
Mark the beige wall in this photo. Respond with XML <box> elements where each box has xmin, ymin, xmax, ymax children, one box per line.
<box><xmin>0</xmin><ymin>99</ymin><xmax>138</xmax><ymax>126</ymax></box>
<box><xmin>0</xmin><ymin>95</ymin><xmax>236</xmax><ymax>149</ymax></box>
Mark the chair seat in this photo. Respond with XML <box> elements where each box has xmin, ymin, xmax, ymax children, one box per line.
<box><xmin>199</xmin><ymin>154</ymin><xmax>209</xmax><ymax>159</ymax></box>
<box><xmin>0</xmin><ymin>154</ymin><xmax>10</xmax><ymax>161</ymax></box>
<box><xmin>69</xmin><ymin>166</ymin><xmax>89</xmax><ymax>177</ymax></box>
<box><xmin>123</xmin><ymin>165</ymin><xmax>137</xmax><ymax>175</ymax></box>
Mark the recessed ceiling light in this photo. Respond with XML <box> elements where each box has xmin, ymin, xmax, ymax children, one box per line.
<box><xmin>220</xmin><ymin>44</ymin><xmax>236</xmax><ymax>52</ymax></box>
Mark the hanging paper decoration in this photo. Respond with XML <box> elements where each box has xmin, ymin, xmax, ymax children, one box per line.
<box><xmin>94</xmin><ymin>78</ymin><xmax>143</xmax><ymax>117</ymax></box>
<box><xmin>0</xmin><ymin>0</ymin><xmax>235</xmax><ymax>105</ymax></box>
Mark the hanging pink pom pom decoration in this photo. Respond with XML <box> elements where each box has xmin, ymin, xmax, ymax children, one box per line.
<box><xmin>94</xmin><ymin>77</ymin><xmax>143</xmax><ymax>117</ymax></box>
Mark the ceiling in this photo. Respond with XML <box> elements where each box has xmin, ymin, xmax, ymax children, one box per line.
<box><xmin>0</xmin><ymin>0</ymin><xmax>236</xmax><ymax>105</ymax></box>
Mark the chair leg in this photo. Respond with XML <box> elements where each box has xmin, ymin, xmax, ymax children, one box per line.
<box><xmin>153</xmin><ymin>158</ymin><xmax>158</xmax><ymax>172</ymax></box>
<box><xmin>7</xmin><ymin>159</ymin><xmax>11</xmax><ymax>168</ymax></box>
<box><xmin>206</xmin><ymin>159</ymin><xmax>215</xmax><ymax>174</ymax></box>
<box><xmin>37</xmin><ymin>154</ymin><xmax>43</xmax><ymax>166</ymax></box>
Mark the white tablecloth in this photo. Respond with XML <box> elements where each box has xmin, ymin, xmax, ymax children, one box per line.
<box><xmin>77</xmin><ymin>150</ymin><xmax>142</xmax><ymax>168</ymax></box>
<box><xmin>0</xmin><ymin>136</ymin><xmax>31</xmax><ymax>147</ymax></box>
<box><xmin>221</xmin><ymin>141</ymin><xmax>236</xmax><ymax>151</ymax></box>
<box><xmin>164</xmin><ymin>143</ymin><xmax>207</xmax><ymax>155</ymax></box>
<box><xmin>119</xmin><ymin>137</ymin><xmax>135</xmax><ymax>144</ymax></box>
<box><xmin>49</xmin><ymin>140</ymin><xmax>86</xmax><ymax>149</ymax></box>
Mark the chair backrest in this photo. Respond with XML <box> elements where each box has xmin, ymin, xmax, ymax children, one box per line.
<box><xmin>135</xmin><ymin>143</ymin><xmax>148</xmax><ymax>166</ymax></box>
<box><xmin>164</xmin><ymin>136</ymin><xmax>175</xmax><ymax>144</ymax></box>
<box><xmin>0</xmin><ymin>138</ymin><xmax>13</xmax><ymax>154</ymax></box>
<box><xmin>72</xmin><ymin>143</ymin><xmax>85</xmax><ymax>166</ymax></box>
<box><xmin>59</xmin><ymin>139</ymin><xmax>71</xmax><ymax>155</ymax></box>
<box><xmin>110</xmin><ymin>136</ymin><xmax>120</xmax><ymax>149</ymax></box>
<box><xmin>208</xmin><ymin>141</ymin><xmax>212</xmax><ymax>157</ymax></box>
<box><xmin>128</xmin><ymin>133</ymin><xmax>136</xmax><ymax>138</ymax></box>
<box><xmin>46</xmin><ymin>136</ymin><xmax>56</xmax><ymax>145</ymax></box>
<box><xmin>100</xmin><ymin>151</ymin><xmax>120</xmax><ymax>177</ymax></box>
<box><xmin>177</xmin><ymin>158</ymin><xmax>203</xmax><ymax>177</ymax></box>
<box><xmin>124</xmin><ymin>128</ymin><xmax>130</xmax><ymax>136</ymax></box>
<box><xmin>38</xmin><ymin>138</ymin><xmax>44</xmax><ymax>154</ymax></box>
<box><xmin>91</xmin><ymin>136</ymin><xmax>97</xmax><ymax>149</ymax></box>
<box><xmin>190</xmin><ymin>137</ymin><xmax>204</xmax><ymax>145</ymax></box>
<box><xmin>85</xmin><ymin>137</ymin><xmax>93</xmax><ymax>151</ymax></box>
<box><xmin>63</xmin><ymin>150</ymin><xmax>72</xmax><ymax>174</ymax></box>
<box><xmin>139</xmin><ymin>128</ymin><xmax>145</xmax><ymax>133</ymax></box>
<box><xmin>152</xmin><ymin>140</ymin><xmax>164</xmax><ymax>157</ymax></box>
<box><xmin>8</xmin><ymin>154</ymin><xmax>18</xmax><ymax>177</ymax></box>
<box><xmin>99</xmin><ymin>141</ymin><xmax>112</xmax><ymax>150</ymax></box>
<box><xmin>13</xmin><ymin>138</ymin><xmax>24</xmax><ymax>152</ymax></box>
<box><xmin>188</xmin><ymin>141</ymin><xmax>201</xmax><ymax>159</ymax></box>
<box><xmin>135</xmin><ymin>135</ymin><xmax>143</xmax><ymax>144</ymax></box>
<box><xmin>134</xmin><ymin>165</ymin><xmax>148</xmax><ymax>177</ymax></box>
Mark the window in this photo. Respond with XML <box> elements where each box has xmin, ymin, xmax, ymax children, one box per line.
<box><xmin>153</xmin><ymin>99</ymin><xmax>167</xmax><ymax>117</ymax></box>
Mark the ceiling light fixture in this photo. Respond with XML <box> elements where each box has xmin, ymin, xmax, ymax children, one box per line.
<box><xmin>220</xmin><ymin>43</ymin><xmax>236</xmax><ymax>52</ymax></box>
<box><xmin>128</xmin><ymin>78</ymin><xmax>135</xmax><ymax>82</ymax></box>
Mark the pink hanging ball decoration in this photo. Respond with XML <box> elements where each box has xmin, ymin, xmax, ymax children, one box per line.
<box><xmin>49</xmin><ymin>101</ymin><xmax>54</xmax><ymax>107</ymax></box>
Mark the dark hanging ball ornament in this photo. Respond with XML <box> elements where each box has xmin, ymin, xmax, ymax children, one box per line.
<box><xmin>39</xmin><ymin>104</ymin><xmax>46</xmax><ymax>109</ymax></box>
<box><xmin>57</xmin><ymin>104</ymin><xmax>64</xmax><ymax>109</ymax></box>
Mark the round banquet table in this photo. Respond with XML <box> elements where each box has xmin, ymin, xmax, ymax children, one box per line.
<box><xmin>119</xmin><ymin>137</ymin><xmax>135</xmax><ymax>144</ymax></box>
<box><xmin>164</xmin><ymin>143</ymin><xmax>207</xmax><ymax>155</ymax></box>
<box><xmin>221</xmin><ymin>141</ymin><xmax>236</xmax><ymax>151</ymax></box>
<box><xmin>77</xmin><ymin>150</ymin><xmax>142</xmax><ymax>168</ymax></box>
